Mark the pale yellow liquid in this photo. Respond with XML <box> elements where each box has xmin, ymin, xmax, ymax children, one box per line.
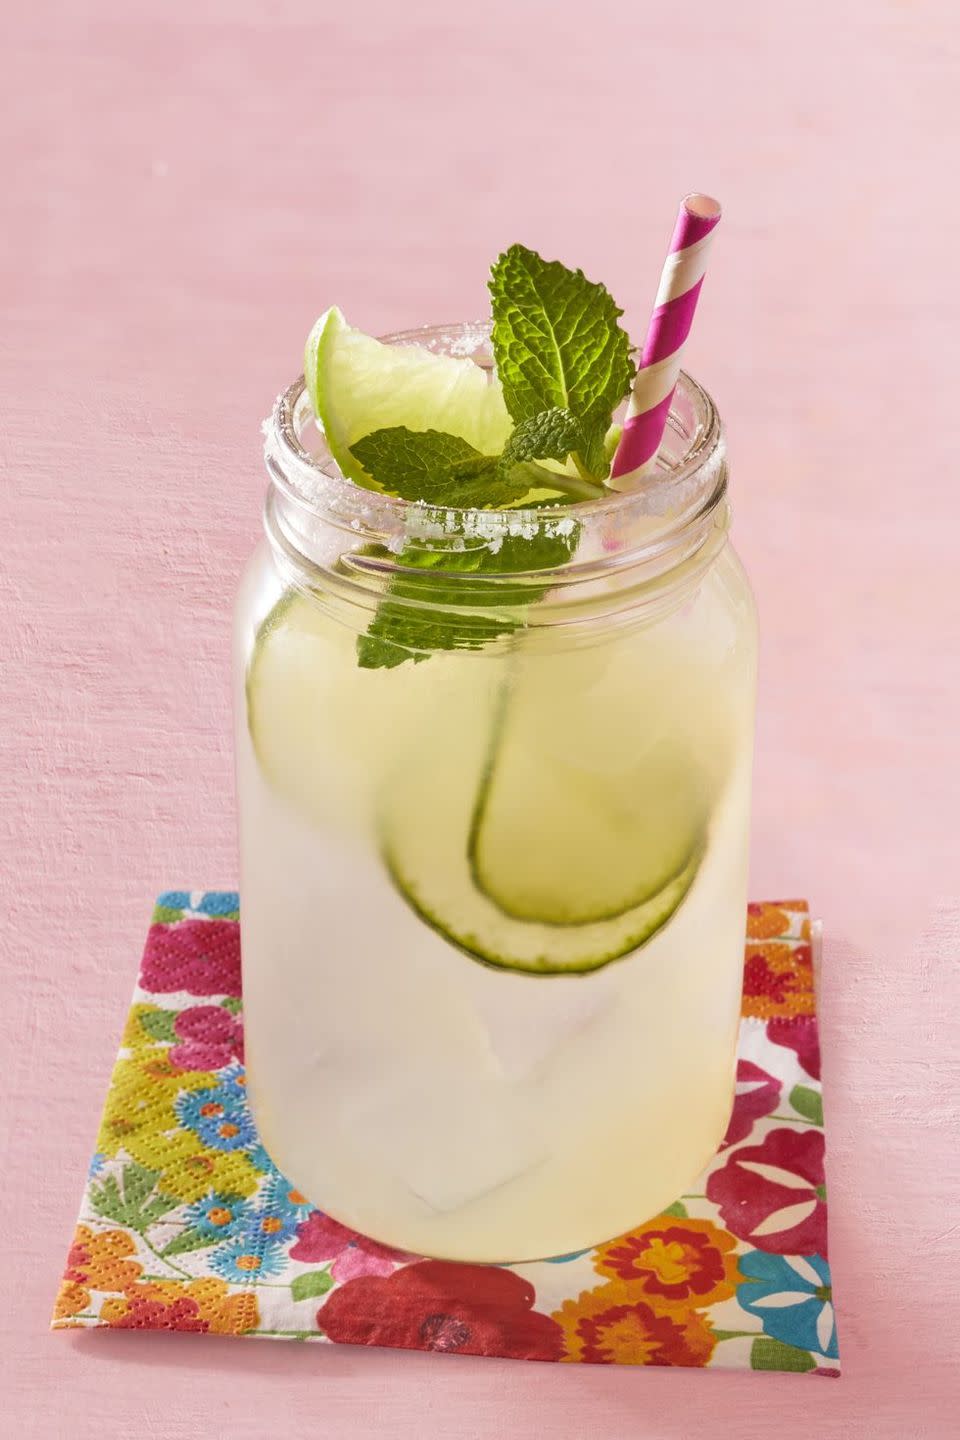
<box><xmin>235</xmin><ymin>542</ymin><xmax>756</xmax><ymax>1261</ymax></box>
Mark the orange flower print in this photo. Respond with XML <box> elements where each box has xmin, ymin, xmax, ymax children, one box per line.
<box><xmin>52</xmin><ymin>1280</ymin><xmax>91</xmax><ymax>1321</ymax></box>
<box><xmin>64</xmin><ymin>1225</ymin><xmax>143</xmax><ymax>1292</ymax></box>
<box><xmin>594</xmin><ymin>1217</ymin><xmax>738</xmax><ymax>1307</ymax></box>
<box><xmin>101</xmin><ymin>1278</ymin><xmax>259</xmax><ymax>1335</ymax></box>
<box><xmin>741</xmin><ymin>941</ymin><xmax>815</xmax><ymax>1020</ymax></box>
<box><xmin>53</xmin><ymin>1224</ymin><xmax>145</xmax><ymax>1324</ymax></box>
<box><xmin>554</xmin><ymin>1282</ymin><xmax>716</xmax><ymax>1366</ymax></box>
<box><xmin>746</xmin><ymin>902</ymin><xmax>792</xmax><ymax>940</ymax></box>
<box><xmin>187</xmin><ymin>1278</ymin><xmax>260</xmax><ymax>1335</ymax></box>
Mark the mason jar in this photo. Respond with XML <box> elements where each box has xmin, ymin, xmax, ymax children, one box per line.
<box><xmin>234</xmin><ymin>322</ymin><xmax>757</xmax><ymax>1263</ymax></box>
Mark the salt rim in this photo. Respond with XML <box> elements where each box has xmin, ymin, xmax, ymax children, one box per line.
<box><xmin>263</xmin><ymin>384</ymin><xmax>626</xmax><ymax>553</ymax></box>
<box><xmin>263</xmin><ymin>385</ymin><xmax>725</xmax><ymax>564</ymax></box>
<box><xmin>261</xmin><ymin>323</ymin><xmax>726</xmax><ymax>561</ymax></box>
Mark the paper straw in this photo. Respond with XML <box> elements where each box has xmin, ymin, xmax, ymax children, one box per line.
<box><xmin>609</xmin><ymin>193</ymin><xmax>721</xmax><ymax>486</ymax></box>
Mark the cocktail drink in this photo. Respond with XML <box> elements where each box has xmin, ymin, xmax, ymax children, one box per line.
<box><xmin>235</xmin><ymin>233</ymin><xmax>757</xmax><ymax>1262</ymax></box>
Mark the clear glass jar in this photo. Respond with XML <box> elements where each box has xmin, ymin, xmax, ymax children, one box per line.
<box><xmin>234</xmin><ymin>323</ymin><xmax>757</xmax><ymax>1263</ymax></box>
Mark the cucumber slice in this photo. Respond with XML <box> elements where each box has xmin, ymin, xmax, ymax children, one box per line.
<box><xmin>246</xmin><ymin>591</ymin><xmax>335</xmax><ymax>819</ymax></box>
<box><xmin>380</xmin><ymin>710</ymin><xmax>705</xmax><ymax>975</ymax></box>
<box><xmin>467</xmin><ymin>684</ymin><xmax>708</xmax><ymax>926</ymax></box>
<box><xmin>383</xmin><ymin>822</ymin><xmax>702</xmax><ymax>976</ymax></box>
<box><xmin>249</xmin><ymin>594</ymin><xmax>707</xmax><ymax>975</ymax></box>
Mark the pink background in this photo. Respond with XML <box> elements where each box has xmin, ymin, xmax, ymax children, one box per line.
<box><xmin>3</xmin><ymin>1</ymin><xmax>959</xmax><ymax>1435</ymax></box>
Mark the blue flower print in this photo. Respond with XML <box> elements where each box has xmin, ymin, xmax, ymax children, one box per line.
<box><xmin>210</xmin><ymin>1236</ymin><xmax>287</xmax><ymax>1284</ymax></box>
<box><xmin>217</xmin><ymin>1064</ymin><xmax>249</xmax><ymax>1104</ymax></box>
<box><xmin>244</xmin><ymin>1205</ymin><xmax>301</xmax><ymax>1247</ymax></box>
<box><xmin>738</xmin><ymin>1251</ymin><xmax>838</xmax><ymax>1358</ymax></box>
<box><xmin>185</xmin><ymin>1191</ymin><xmax>252</xmax><ymax>1240</ymax></box>
<box><xmin>193</xmin><ymin>892</ymin><xmax>240</xmax><ymax>918</ymax></box>
<box><xmin>262</xmin><ymin>1170</ymin><xmax>315</xmax><ymax>1220</ymax></box>
<box><xmin>175</xmin><ymin>1085</ymin><xmax>256</xmax><ymax>1150</ymax></box>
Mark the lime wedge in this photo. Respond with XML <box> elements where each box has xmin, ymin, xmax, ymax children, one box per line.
<box><xmin>304</xmin><ymin>308</ymin><xmax>513</xmax><ymax>484</ymax></box>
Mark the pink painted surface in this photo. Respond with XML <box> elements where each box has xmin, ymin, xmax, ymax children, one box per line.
<box><xmin>2</xmin><ymin>1</ymin><xmax>958</xmax><ymax>1435</ymax></box>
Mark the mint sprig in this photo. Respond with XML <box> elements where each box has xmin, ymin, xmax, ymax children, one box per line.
<box><xmin>345</xmin><ymin>243</ymin><xmax>635</xmax><ymax>666</ymax></box>
<box><xmin>497</xmin><ymin>407</ymin><xmax>587</xmax><ymax>477</ymax></box>
<box><xmin>351</xmin><ymin>428</ymin><xmax>531</xmax><ymax>509</ymax></box>
<box><xmin>350</xmin><ymin>419</ymin><xmax>605</xmax><ymax>506</ymax></box>
<box><xmin>489</xmin><ymin>244</ymin><xmax>634</xmax><ymax>480</ymax></box>
<box><xmin>356</xmin><ymin>525</ymin><xmax>580</xmax><ymax>670</ymax></box>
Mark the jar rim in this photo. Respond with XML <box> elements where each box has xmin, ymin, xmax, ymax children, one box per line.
<box><xmin>262</xmin><ymin>321</ymin><xmax>727</xmax><ymax>561</ymax></box>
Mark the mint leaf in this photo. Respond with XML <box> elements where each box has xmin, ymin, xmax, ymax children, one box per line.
<box><xmin>356</xmin><ymin>524</ymin><xmax>579</xmax><ymax>670</ymax></box>
<box><xmin>497</xmin><ymin>408</ymin><xmax>586</xmax><ymax>477</ymax></box>
<box><xmin>350</xmin><ymin>427</ymin><xmax>531</xmax><ymax>509</ymax></box>
<box><xmin>489</xmin><ymin>245</ymin><xmax>634</xmax><ymax>478</ymax></box>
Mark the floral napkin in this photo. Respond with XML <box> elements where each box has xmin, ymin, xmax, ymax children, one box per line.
<box><xmin>53</xmin><ymin>893</ymin><xmax>838</xmax><ymax>1374</ymax></box>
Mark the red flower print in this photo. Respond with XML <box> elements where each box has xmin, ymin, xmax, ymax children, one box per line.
<box><xmin>99</xmin><ymin>1278</ymin><xmax>259</xmax><ymax>1335</ymax></box>
<box><xmin>767</xmin><ymin>1018</ymin><xmax>821</xmax><ymax>1080</ymax></box>
<box><xmin>140</xmin><ymin>921</ymin><xmax>241</xmax><ymax>997</ymax></box>
<box><xmin>741</xmin><ymin>941</ymin><xmax>815</xmax><ymax>1020</ymax></box>
<box><xmin>721</xmin><ymin>1059</ymin><xmax>782</xmax><ymax>1148</ymax></box>
<box><xmin>318</xmin><ymin>1260</ymin><xmax>563</xmax><ymax>1361</ymax></box>
<box><xmin>169</xmin><ymin>1005</ymin><xmax>245</xmax><ymax>1071</ymax></box>
<box><xmin>554</xmin><ymin>1282</ymin><xmax>715</xmax><ymax>1366</ymax></box>
<box><xmin>102</xmin><ymin>1294</ymin><xmax>209</xmax><ymax>1332</ymax></box>
<box><xmin>594</xmin><ymin>1217</ymin><xmax>738</xmax><ymax>1307</ymax></box>
<box><xmin>290</xmin><ymin>1211</ymin><xmax>414</xmax><ymax>1282</ymax></box>
<box><xmin>707</xmin><ymin>1127</ymin><xmax>828</xmax><ymax>1257</ymax></box>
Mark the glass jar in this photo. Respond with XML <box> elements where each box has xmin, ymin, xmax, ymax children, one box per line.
<box><xmin>234</xmin><ymin>323</ymin><xmax>757</xmax><ymax>1263</ymax></box>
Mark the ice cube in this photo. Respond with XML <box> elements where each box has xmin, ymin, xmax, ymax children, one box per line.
<box><xmin>470</xmin><ymin>968</ymin><xmax>618</xmax><ymax>1082</ymax></box>
<box><xmin>341</xmin><ymin>1070</ymin><xmax>546</xmax><ymax>1214</ymax></box>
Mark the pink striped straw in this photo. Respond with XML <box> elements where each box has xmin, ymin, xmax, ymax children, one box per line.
<box><xmin>609</xmin><ymin>193</ymin><xmax>721</xmax><ymax>486</ymax></box>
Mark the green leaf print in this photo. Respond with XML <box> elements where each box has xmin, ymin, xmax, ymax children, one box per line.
<box><xmin>138</xmin><ymin>1009</ymin><xmax>179</xmax><ymax>1044</ymax></box>
<box><xmin>750</xmin><ymin>1336</ymin><xmax>817</xmax><ymax>1372</ymax></box>
<box><xmin>789</xmin><ymin>1084</ymin><xmax>824</xmax><ymax>1127</ymax></box>
<box><xmin>152</xmin><ymin>904</ymin><xmax>183</xmax><ymax>924</ymax></box>
<box><xmin>291</xmin><ymin>1269</ymin><xmax>335</xmax><ymax>1302</ymax></box>
<box><xmin>90</xmin><ymin>1162</ymin><xmax>179</xmax><ymax>1231</ymax></box>
<box><xmin>160</xmin><ymin>1226</ymin><xmax>221</xmax><ymax>1258</ymax></box>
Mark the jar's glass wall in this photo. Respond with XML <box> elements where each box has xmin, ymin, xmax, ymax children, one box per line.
<box><xmin>235</xmin><ymin>339</ymin><xmax>757</xmax><ymax>1262</ymax></box>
